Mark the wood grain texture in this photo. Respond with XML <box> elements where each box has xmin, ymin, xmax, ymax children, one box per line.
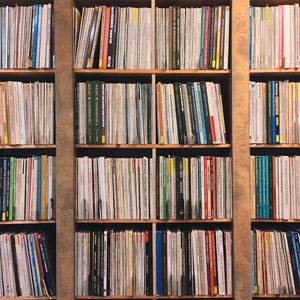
<box><xmin>231</xmin><ymin>0</ymin><xmax>251</xmax><ymax>300</ymax></box>
<box><xmin>55</xmin><ymin>0</ymin><xmax>75</xmax><ymax>299</ymax></box>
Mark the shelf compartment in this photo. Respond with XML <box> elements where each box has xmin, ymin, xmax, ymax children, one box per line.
<box><xmin>76</xmin><ymin>219</ymin><xmax>232</xmax><ymax>224</ymax></box>
<box><xmin>76</xmin><ymin>144</ymin><xmax>231</xmax><ymax>149</ymax></box>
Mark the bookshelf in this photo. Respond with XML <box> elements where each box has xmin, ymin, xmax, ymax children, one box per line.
<box><xmin>0</xmin><ymin>0</ymin><xmax>254</xmax><ymax>298</ymax></box>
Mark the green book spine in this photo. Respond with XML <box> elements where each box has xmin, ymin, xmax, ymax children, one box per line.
<box><xmin>265</xmin><ymin>156</ymin><xmax>270</xmax><ymax>219</ymax></box>
<box><xmin>101</xmin><ymin>83</ymin><xmax>106</xmax><ymax>144</ymax></box>
<box><xmin>255</xmin><ymin>156</ymin><xmax>259</xmax><ymax>218</ymax></box>
<box><xmin>94</xmin><ymin>81</ymin><xmax>101</xmax><ymax>144</ymax></box>
<box><xmin>172</xmin><ymin>6</ymin><xmax>177</xmax><ymax>69</ymax></box>
<box><xmin>8</xmin><ymin>157</ymin><xmax>14</xmax><ymax>221</ymax></box>
<box><xmin>262</xmin><ymin>156</ymin><xmax>267</xmax><ymax>219</ymax></box>
<box><xmin>86</xmin><ymin>81</ymin><xmax>94</xmax><ymax>144</ymax></box>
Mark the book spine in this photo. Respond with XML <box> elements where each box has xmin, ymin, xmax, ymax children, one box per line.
<box><xmin>176</xmin><ymin>6</ymin><xmax>180</xmax><ymax>69</ymax></box>
<box><xmin>86</xmin><ymin>82</ymin><xmax>94</xmax><ymax>144</ymax></box>
<box><xmin>94</xmin><ymin>81</ymin><xmax>101</xmax><ymax>144</ymax></box>
<box><xmin>204</xmin><ymin>7</ymin><xmax>210</xmax><ymax>69</ymax></box>
<box><xmin>186</xmin><ymin>83</ymin><xmax>197</xmax><ymax>144</ymax></box>
<box><xmin>172</xmin><ymin>7</ymin><xmax>176</xmax><ymax>69</ymax></box>
<box><xmin>219</xmin><ymin>6</ymin><xmax>226</xmax><ymax>69</ymax></box>
<box><xmin>178</xmin><ymin>83</ymin><xmax>187</xmax><ymax>144</ymax></box>
<box><xmin>102</xmin><ymin>7</ymin><xmax>111</xmax><ymax>69</ymax></box>
<box><xmin>201</xmin><ymin>82</ymin><xmax>213</xmax><ymax>144</ymax></box>
<box><xmin>145</xmin><ymin>230</ymin><xmax>153</xmax><ymax>295</ymax></box>
<box><xmin>8</xmin><ymin>157</ymin><xmax>14</xmax><ymax>221</ymax></box>
<box><xmin>2</xmin><ymin>157</ymin><xmax>8</xmax><ymax>220</ymax></box>
<box><xmin>174</xmin><ymin>83</ymin><xmax>184</xmax><ymax>144</ymax></box>
<box><xmin>106</xmin><ymin>7</ymin><xmax>115</xmax><ymax>69</ymax></box>
<box><xmin>275</xmin><ymin>81</ymin><xmax>280</xmax><ymax>143</ymax></box>
<box><xmin>176</xmin><ymin>158</ymin><xmax>184</xmax><ymax>219</ymax></box>
<box><xmin>111</xmin><ymin>7</ymin><xmax>119</xmax><ymax>69</ymax></box>
<box><xmin>271</xmin><ymin>81</ymin><xmax>276</xmax><ymax>144</ymax></box>
<box><xmin>156</xmin><ymin>231</ymin><xmax>163</xmax><ymax>296</ymax></box>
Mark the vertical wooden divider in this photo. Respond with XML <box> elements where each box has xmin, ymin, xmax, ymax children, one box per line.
<box><xmin>55</xmin><ymin>0</ymin><xmax>75</xmax><ymax>299</ymax></box>
<box><xmin>231</xmin><ymin>0</ymin><xmax>251</xmax><ymax>299</ymax></box>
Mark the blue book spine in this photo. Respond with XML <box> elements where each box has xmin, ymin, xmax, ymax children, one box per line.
<box><xmin>249</xmin><ymin>6</ymin><xmax>252</xmax><ymax>69</ymax></box>
<box><xmin>36</xmin><ymin>157</ymin><xmax>41</xmax><ymax>219</ymax></box>
<box><xmin>271</xmin><ymin>81</ymin><xmax>276</xmax><ymax>144</ymax></box>
<box><xmin>197</xmin><ymin>84</ymin><xmax>207</xmax><ymax>144</ymax></box>
<box><xmin>32</xmin><ymin>5</ymin><xmax>39</xmax><ymax>69</ymax></box>
<box><xmin>156</xmin><ymin>231</ymin><xmax>163</xmax><ymax>296</ymax></box>
<box><xmin>198</xmin><ymin>157</ymin><xmax>202</xmax><ymax>218</ymax></box>
<box><xmin>199</xmin><ymin>8</ymin><xmax>205</xmax><ymax>69</ymax></box>
<box><xmin>28</xmin><ymin>234</ymin><xmax>41</xmax><ymax>296</ymax></box>
<box><xmin>190</xmin><ymin>84</ymin><xmax>200</xmax><ymax>144</ymax></box>
<box><xmin>292</xmin><ymin>232</ymin><xmax>300</xmax><ymax>292</ymax></box>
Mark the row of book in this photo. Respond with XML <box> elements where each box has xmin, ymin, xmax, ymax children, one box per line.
<box><xmin>75</xmin><ymin>82</ymin><xmax>152</xmax><ymax>144</ymax></box>
<box><xmin>74</xmin><ymin>6</ymin><xmax>151</xmax><ymax>69</ymax></box>
<box><xmin>157</xmin><ymin>82</ymin><xmax>226</xmax><ymax>144</ymax></box>
<box><xmin>0</xmin><ymin>232</ymin><xmax>55</xmax><ymax>297</ymax></box>
<box><xmin>75</xmin><ymin>230</ymin><xmax>152</xmax><ymax>296</ymax></box>
<box><xmin>157</xmin><ymin>156</ymin><xmax>232</xmax><ymax>220</ymax></box>
<box><xmin>250</xmin><ymin>81</ymin><xmax>300</xmax><ymax>144</ymax></box>
<box><xmin>0</xmin><ymin>82</ymin><xmax>55</xmax><ymax>145</ymax></box>
<box><xmin>0</xmin><ymin>156</ymin><xmax>55</xmax><ymax>221</ymax></box>
<box><xmin>250</xmin><ymin>4</ymin><xmax>300</xmax><ymax>69</ymax></box>
<box><xmin>0</xmin><ymin>5</ymin><xmax>54</xmax><ymax>69</ymax></box>
<box><xmin>251</xmin><ymin>156</ymin><xmax>300</xmax><ymax>220</ymax></box>
<box><xmin>252</xmin><ymin>230</ymin><xmax>300</xmax><ymax>295</ymax></box>
<box><xmin>156</xmin><ymin>229</ymin><xmax>232</xmax><ymax>296</ymax></box>
<box><xmin>156</xmin><ymin>6</ymin><xmax>230</xmax><ymax>70</ymax></box>
<box><xmin>76</xmin><ymin>157</ymin><xmax>152</xmax><ymax>220</ymax></box>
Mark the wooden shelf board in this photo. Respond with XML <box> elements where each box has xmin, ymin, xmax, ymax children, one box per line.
<box><xmin>76</xmin><ymin>144</ymin><xmax>231</xmax><ymax>149</ymax></box>
<box><xmin>0</xmin><ymin>69</ymin><xmax>55</xmax><ymax>75</ymax></box>
<box><xmin>253</xmin><ymin>295</ymin><xmax>300</xmax><ymax>298</ymax></box>
<box><xmin>76</xmin><ymin>296</ymin><xmax>232</xmax><ymax>299</ymax></box>
<box><xmin>250</xmin><ymin>144</ymin><xmax>300</xmax><ymax>148</ymax></box>
<box><xmin>0</xmin><ymin>220</ymin><xmax>56</xmax><ymax>225</ymax></box>
<box><xmin>250</xmin><ymin>68</ymin><xmax>300</xmax><ymax>76</ymax></box>
<box><xmin>0</xmin><ymin>144</ymin><xmax>56</xmax><ymax>149</ymax></box>
<box><xmin>0</xmin><ymin>297</ymin><xmax>56</xmax><ymax>300</ymax></box>
<box><xmin>76</xmin><ymin>219</ymin><xmax>232</xmax><ymax>224</ymax></box>
<box><xmin>252</xmin><ymin>219</ymin><xmax>300</xmax><ymax>223</ymax></box>
<box><xmin>74</xmin><ymin>69</ymin><xmax>230</xmax><ymax>76</ymax></box>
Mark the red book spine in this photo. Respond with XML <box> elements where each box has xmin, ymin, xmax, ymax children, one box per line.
<box><xmin>203</xmin><ymin>7</ymin><xmax>210</xmax><ymax>69</ymax></box>
<box><xmin>102</xmin><ymin>7</ymin><xmax>111</xmax><ymax>69</ymax></box>
<box><xmin>204</xmin><ymin>157</ymin><xmax>208</xmax><ymax>219</ymax></box>
<box><xmin>210</xmin><ymin>116</ymin><xmax>217</xmax><ymax>143</ymax></box>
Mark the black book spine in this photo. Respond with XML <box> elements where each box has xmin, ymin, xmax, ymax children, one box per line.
<box><xmin>89</xmin><ymin>232</ymin><xmax>94</xmax><ymax>295</ymax></box>
<box><xmin>287</xmin><ymin>232</ymin><xmax>300</xmax><ymax>293</ymax></box>
<box><xmin>41</xmin><ymin>234</ymin><xmax>56</xmax><ymax>295</ymax></box>
<box><xmin>267</xmin><ymin>81</ymin><xmax>272</xmax><ymax>144</ymax></box>
<box><xmin>186</xmin><ymin>83</ymin><xmax>197</xmax><ymax>144</ymax></box>
<box><xmin>200</xmin><ymin>82</ymin><xmax>213</xmax><ymax>144</ymax></box>
<box><xmin>107</xmin><ymin>7</ymin><xmax>115</xmax><ymax>69</ymax></box>
<box><xmin>147</xmin><ymin>84</ymin><xmax>152</xmax><ymax>144</ymax></box>
<box><xmin>187</xmin><ymin>232</ymin><xmax>193</xmax><ymax>294</ymax></box>
<box><xmin>11</xmin><ymin>235</ymin><xmax>21</xmax><ymax>296</ymax></box>
<box><xmin>94</xmin><ymin>81</ymin><xmax>101</xmax><ymax>144</ymax></box>
<box><xmin>86</xmin><ymin>82</ymin><xmax>94</xmax><ymax>144</ymax></box>
<box><xmin>96</xmin><ymin>231</ymin><xmax>101</xmax><ymax>296</ymax></box>
<box><xmin>174</xmin><ymin>83</ymin><xmax>184</xmax><ymax>144</ymax></box>
<box><xmin>100</xmin><ymin>231</ymin><xmax>104</xmax><ymax>295</ymax></box>
<box><xmin>208</xmin><ymin>8</ymin><xmax>215</xmax><ymax>69</ymax></box>
<box><xmin>176</xmin><ymin>6</ymin><xmax>180</xmax><ymax>69</ymax></box>
<box><xmin>111</xmin><ymin>7</ymin><xmax>119</xmax><ymax>69</ymax></box>
<box><xmin>145</xmin><ymin>230</ymin><xmax>153</xmax><ymax>295</ymax></box>
<box><xmin>219</xmin><ymin>6</ymin><xmax>225</xmax><ymax>70</ymax></box>
<box><xmin>178</xmin><ymin>83</ymin><xmax>188</xmax><ymax>144</ymax></box>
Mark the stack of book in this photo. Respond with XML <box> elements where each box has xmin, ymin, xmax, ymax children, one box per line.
<box><xmin>74</xmin><ymin>6</ymin><xmax>151</xmax><ymax>69</ymax></box>
<box><xmin>0</xmin><ymin>156</ymin><xmax>55</xmax><ymax>221</ymax></box>
<box><xmin>0</xmin><ymin>232</ymin><xmax>55</xmax><ymax>297</ymax></box>
<box><xmin>251</xmin><ymin>155</ymin><xmax>300</xmax><ymax>220</ymax></box>
<box><xmin>0</xmin><ymin>82</ymin><xmax>55</xmax><ymax>145</ymax></box>
<box><xmin>76</xmin><ymin>157</ymin><xmax>152</xmax><ymax>220</ymax></box>
<box><xmin>250</xmin><ymin>4</ymin><xmax>300</xmax><ymax>69</ymax></box>
<box><xmin>75</xmin><ymin>230</ymin><xmax>152</xmax><ymax>296</ymax></box>
<box><xmin>252</xmin><ymin>229</ymin><xmax>300</xmax><ymax>295</ymax></box>
<box><xmin>156</xmin><ymin>6</ymin><xmax>230</xmax><ymax>70</ymax></box>
<box><xmin>157</xmin><ymin>156</ymin><xmax>232</xmax><ymax>220</ymax></box>
<box><xmin>75</xmin><ymin>82</ymin><xmax>152</xmax><ymax>144</ymax></box>
<box><xmin>250</xmin><ymin>81</ymin><xmax>300</xmax><ymax>144</ymax></box>
<box><xmin>157</xmin><ymin>82</ymin><xmax>226</xmax><ymax>144</ymax></box>
<box><xmin>156</xmin><ymin>229</ymin><xmax>232</xmax><ymax>296</ymax></box>
<box><xmin>0</xmin><ymin>5</ymin><xmax>54</xmax><ymax>69</ymax></box>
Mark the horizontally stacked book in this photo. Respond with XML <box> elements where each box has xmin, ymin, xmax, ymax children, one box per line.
<box><xmin>0</xmin><ymin>156</ymin><xmax>55</xmax><ymax>221</ymax></box>
<box><xmin>0</xmin><ymin>82</ymin><xmax>55</xmax><ymax>145</ymax></box>
<box><xmin>75</xmin><ymin>229</ymin><xmax>232</xmax><ymax>297</ymax></box>
<box><xmin>75</xmin><ymin>81</ymin><xmax>227</xmax><ymax>145</ymax></box>
<box><xmin>0</xmin><ymin>5</ymin><xmax>54</xmax><ymax>69</ymax></box>
<box><xmin>0</xmin><ymin>232</ymin><xmax>55</xmax><ymax>297</ymax></box>
<box><xmin>76</xmin><ymin>156</ymin><xmax>232</xmax><ymax>220</ymax></box>
<box><xmin>250</xmin><ymin>4</ymin><xmax>300</xmax><ymax>69</ymax></box>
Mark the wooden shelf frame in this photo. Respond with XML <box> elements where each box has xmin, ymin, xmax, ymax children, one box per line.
<box><xmin>55</xmin><ymin>0</ymin><xmax>249</xmax><ymax>300</ymax></box>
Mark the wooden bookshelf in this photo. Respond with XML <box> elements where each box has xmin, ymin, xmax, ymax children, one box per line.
<box><xmin>250</xmin><ymin>143</ymin><xmax>300</xmax><ymax>148</ymax></box>
<box><xmin>253</xmin><ymin>296</ymin><xmax>300</xmax><ymax>299</ymax></box>
<box><xmin>0</xmin><ymin>144</ymin><xmax>56</xmax><ymax>149</ymax></box>
<box><xmin>0</xmin><ymin>220</ymin><xmax>56</xmax><ymax>225</ymax></box>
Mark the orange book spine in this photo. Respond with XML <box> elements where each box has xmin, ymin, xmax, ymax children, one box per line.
<box><xmin>102</xmin><ymin>7</ymin><xmax>111</xmax><ymax>69</ymax></box>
